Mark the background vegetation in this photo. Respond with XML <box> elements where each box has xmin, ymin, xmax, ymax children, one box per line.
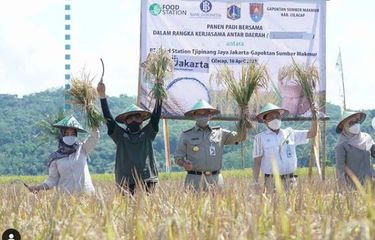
<box><xmin>0</xmin><ymin>170</ymin><xmax>374</xmax><ymax>240</ymax></box>
<box><xmin>1</xmin><ymin>88</ymin><xmax>374</xmax><ymax>175</ymax></box>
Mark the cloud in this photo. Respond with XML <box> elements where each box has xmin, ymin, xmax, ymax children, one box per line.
<box><xmin>0</xmin><ymin>0</ymin><xmax>64</xmax><ymax>95</ymax></box>
<box><xmin>68</xmin><ymin>0</ymin><xmax>141</xmax><ymax>97</ymax></box>
<box><xmin>325</xmin><ymin>0</ymin><xmax>375</xmax><ymax>109</ymax></box>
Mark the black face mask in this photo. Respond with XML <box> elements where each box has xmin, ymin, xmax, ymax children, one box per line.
<box><xmin>127</xmin><ymin>122</ymin><xmax>141</xmax><ymax>132</ymax></box>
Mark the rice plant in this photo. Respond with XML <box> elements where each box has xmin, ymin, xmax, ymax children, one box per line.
<box><xmin>210</xmin><ymin>62</ymin><xmax>270</xmax><ymax>134</ymax></box>
<box><xmin>142</xmin><ymin>47</ymin><xmax>174</xmax><ymax>102</ymax></box>
<box><xmin>69</xmin><ymin>71</ymin><xmax>105</xmax><ymax>129</ymax></box>
<box><xmin>35</xmin><ymin>109</ymin><xmax>66</xmax><ymax>140</ymax></box>
<box><xmin>1</xmin><ymin>170</ymin><xmax>374</xmax><ymax>240</ymax></box>
<box><xmin>279</xmin><ymin>60</ymin><xmax>321</xmax><ymax>178</ymax></box>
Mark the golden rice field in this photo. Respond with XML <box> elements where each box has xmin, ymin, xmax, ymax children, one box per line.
<box><xmin>0</xmin><ymin>169</ymin><xmax>374</xmax><ymax>240</ymax></box>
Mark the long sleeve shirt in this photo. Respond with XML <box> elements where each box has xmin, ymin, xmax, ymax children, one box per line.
<box><xmin>100</xmin><ymin>98</ymin><xmax>162</xmax><ymax>185</ymax></box>
<box><xmin>100</xmin><ymin>98</ymin><xmax>161</xmax><ymax>135</ymax></box>
<box><xmin>44</xmin><ymin>129</ymin><xmax>99</xmax><ymax>194</ymax></box>
<box><xmin>335</xmin><ymin>142</ymin><xmax>375</xmax><ymax>186</ymax></box>
<box><xmin>174</xmin><ymin>125</ymin><xmax>244</xmax><ymax>172</ymax></box>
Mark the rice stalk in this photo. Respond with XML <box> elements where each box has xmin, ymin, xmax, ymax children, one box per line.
<box><xmin>142</xmin><ymin>47</ymin><xmax>174</xmax><ymax>102</ymax></box>
<box><xmin>279</xmin><ymin>60</ymin><xmax>321</xmax><ymax>179</ymax></box>
<box><xmin>270</xmin><ymin>157</ymin><xmax>290</xmax><ymax>238</ymax></box>
<box><xmin>36</xmin><ymin>109</ymin><xmax>66</xmax><ymax>139</ymax></box>
<box><xmin>279</xmin><ymin>60</ymin><xmax>320</xmax><ymax>119</ymax></box>
<box><xmin>69</xmin><ymin>71</ymin><xmax>105</xmax><ymax>129</ymax></box>
<box><xmin>31</xmin><ymin>110</ymin><xmax>67</xmax><ymax>153</ymax></box>
<box><xmin>210</xmin><ymin>62</ymin><xmax>270</xmax><ymax>134</ymax></box>
<box><xmin>1</xmin><ymin>172</ymin><xmax>374</xmax><ymax>239</ymax></box>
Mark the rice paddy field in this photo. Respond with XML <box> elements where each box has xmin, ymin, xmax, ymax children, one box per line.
<box><xmin>0</xmin><ymin>168</ymin><xmax>374</xmax><ymax>240</ymax></box>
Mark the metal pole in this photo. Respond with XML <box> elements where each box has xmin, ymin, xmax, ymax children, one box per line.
<box><xmin>321</xmin><ymin>120</ymin><xmax>327</xmax><ymax>181</ymax></box>
<box><xmin>64</xmin><ymin>0</ymin><xmax>72</xmax><ymax>111</ymax></box>
<box><xmin>320</xmin><ymin>91</ymin><xmax>327</xmax><ymax>180</ymax></box>
<box><xmin>338</xmin><ymin>48</ymin><xmax>346</xmax><ymax>111</ymax></box>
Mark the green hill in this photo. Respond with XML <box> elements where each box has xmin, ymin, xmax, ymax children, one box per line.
<box><xmin>0</xmin><ymin>88</ymin><xmax>374</xmax><ymax>175</ymax></box>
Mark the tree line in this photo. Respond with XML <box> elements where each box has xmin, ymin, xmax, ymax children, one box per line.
<box><xmin>0</xmin><ymin>88</ymin><xmax>374</xmax><ymax>175</ymax></box>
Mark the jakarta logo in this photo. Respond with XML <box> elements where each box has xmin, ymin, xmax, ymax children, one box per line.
<box><xmin>250</xmin><ymin>3</ymin><xmax>263</xmax><ymax>22</ymax></box>
<box><xmin>227</xmin><ymin>4</ymin><xmax>241</xmax><ymax>20</ymax></box>
<box><xmin>200</xmin><ymin>0</ymin><xmax>212</xmax><ymax>13</ymax></box>
<box><xmin>149</xmin><ymin>3</ymin><xmax>162</xmax><ymax>16</ymax></box>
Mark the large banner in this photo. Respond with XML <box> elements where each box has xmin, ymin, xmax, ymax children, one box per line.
<box><xmin>139</xmin><ymin>0</ymin><xmax>326</xmax><ymax>119</ymax></box>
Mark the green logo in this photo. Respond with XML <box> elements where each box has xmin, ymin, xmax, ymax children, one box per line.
<box><xmin>149</xmin><ymin>3</ymin><xmax>162</xmax><ymax>16</ymax></box>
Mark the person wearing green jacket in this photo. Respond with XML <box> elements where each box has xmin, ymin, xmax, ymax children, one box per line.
<box><xmin>97</xmin><ymin>81</ymin><xmax>161</xmax><ymax>195</ymax></box>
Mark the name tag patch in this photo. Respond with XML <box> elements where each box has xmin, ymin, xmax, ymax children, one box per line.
<box><xmin>209</xmin><ymin>145</ymin><xmax>216</xmax><ymax>156</ymax></box>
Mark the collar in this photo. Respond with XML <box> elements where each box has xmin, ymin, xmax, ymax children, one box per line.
<box><xmin>265</xmin><ymin>127</ymin><xmax>283</xmax><ymax>135</ymax></box>
<box><xmin>194</xmin><ymin>124</ymin><xmax>212</xmax><ymax>132</ymax></box>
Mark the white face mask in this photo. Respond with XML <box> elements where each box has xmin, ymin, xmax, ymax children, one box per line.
<box><xmin>348</xmin><ymin>123</ymin><xmax>361</xmax><ymax>135</ymax></box>
<box><xmin>267</xmin><ymin>119</ymin><xmax>282</xmax><ymax>130</ymax></box>
<box><xmin>63</xmin><ymin>136</ymin><xmax>77</xmax><ymax>146</ymax></box>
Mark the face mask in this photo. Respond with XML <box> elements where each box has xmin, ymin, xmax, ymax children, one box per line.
<box><xmin>195</xmin><ymin>116</ymin><xmax>209</xmax><ymax>127</ymax></box>
<box><xmin>348</xmin><ymin>123</ymin><xmax>361</xmax><ymax>135</ymax></box>
<box><xmin>63</xmin><ymin>136</ymin><xmax>77</xmax><ymax>146</ymax></box>
<box><xmin>127</xmin><ymin>122</ymin><xmax>141</xmax><ymax>132</ymax></box>
<box><xmin>267</xmin><ymin>119</ymin><xmax>282</xmax><ymax>130</ymax></box>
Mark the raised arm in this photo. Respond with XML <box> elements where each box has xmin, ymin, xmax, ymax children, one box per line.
<box><xmin>97</xmin><ymin>81</ymin><xmax>116</xmax><ymax>134</ymax></box>
<box><xmin>82</xmin><ymin>128</ymin><xmax>100</xmax><ymax>154</ymax></box>
<box><xmin>150</xmin><ymin>99</ymin><xmax>162</xmax><ymax>132</ymax></box>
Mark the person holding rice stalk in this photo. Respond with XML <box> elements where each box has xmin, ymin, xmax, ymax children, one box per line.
<box><xmin>28</xmin><ymin>116</ymin><xmax>99</xmax><ymax>194</ymax></box>
<box><xmin>252</xmin><ymin>103</ymin><xmax>317</xmax><ymax>193</ymax></box>
<box><xmin>174</xmin><ymin>99</ymin><xmax>247</xmax><ymax>192</ymax></box>
<box><xmin>97</xmin><ymin>81</ymin><xmax>162</xmax><ymax>195</ymax></box>
<box><xmin>335</xmin><ymin>111</ymin><xmax>375</xmax><ymax>189</ymax></box>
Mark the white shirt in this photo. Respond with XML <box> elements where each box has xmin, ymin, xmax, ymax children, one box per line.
<box><xmin>44</xmin><ymin>129</ymin><xmax>99</xmax><ymax>194</ymax></box>
<box><xmin>253</xmin><ymin>127</ymin><xmax>308</xmax><ymax>175</ymax></box>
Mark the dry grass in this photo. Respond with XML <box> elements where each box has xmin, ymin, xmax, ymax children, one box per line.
<box><xmin>70</xmin><ymin>72</ymin><xmax>105</xmax><ymax>129</ymax></box>
<box><xmin>1</xmin><ymin>171</ymin><xmax>374</xmax><ymax>240</ymax></box>
<box><xmin>279</xmin><ymin>61</ymin><xmax>321</xmax><ymax>178</ymax></box>
<box><xmin>142</xmin><ymin>47</ymin><xmax>174</xmax><ymax>102</ymax></box>
<box><xmin>35</xmin><ymin>109</ymin><xmax>66</xmax><ymax>140</ymax></box>
<box><xmin>210</xmin><ymin>63</ymin><xmax>270</xmax><ymax>134</ymax></box>
<box><xmin>278</xmin><ymin>61</ymin><xmax>320</xmax><ymax>118</ymax></box>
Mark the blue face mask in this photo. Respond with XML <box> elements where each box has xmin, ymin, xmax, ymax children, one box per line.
<box><xmin>62</xmin><ymin>136</ymin><xmax>77</xmax><ymax>146</ymax></box>
<box><xmin>195</xmin><ymin>116</ymin><xmax>209</xmax><ymax>127</ymax></box>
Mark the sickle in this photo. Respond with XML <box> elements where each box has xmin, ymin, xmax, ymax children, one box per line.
<box><xmin>100</xmin><ymin>58</ymin><xmax>105</xmax><ymax>83</ymax></box>
<box><xmin>11</xmin><ymin>179</ymin><xmax>30</xmax><ymax>188</ymax></box>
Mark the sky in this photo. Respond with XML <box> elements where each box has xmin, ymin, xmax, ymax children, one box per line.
<box><xmin>0</xmin><ymin>0</ymin><xmax>374</xmax><ymax>110</ymax></box>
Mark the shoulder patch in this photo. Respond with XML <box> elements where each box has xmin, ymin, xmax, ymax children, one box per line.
<box><xmin>183</xmin><ymin>127</ymin><xmax>195</xmax><ymax>133</ymax></box>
